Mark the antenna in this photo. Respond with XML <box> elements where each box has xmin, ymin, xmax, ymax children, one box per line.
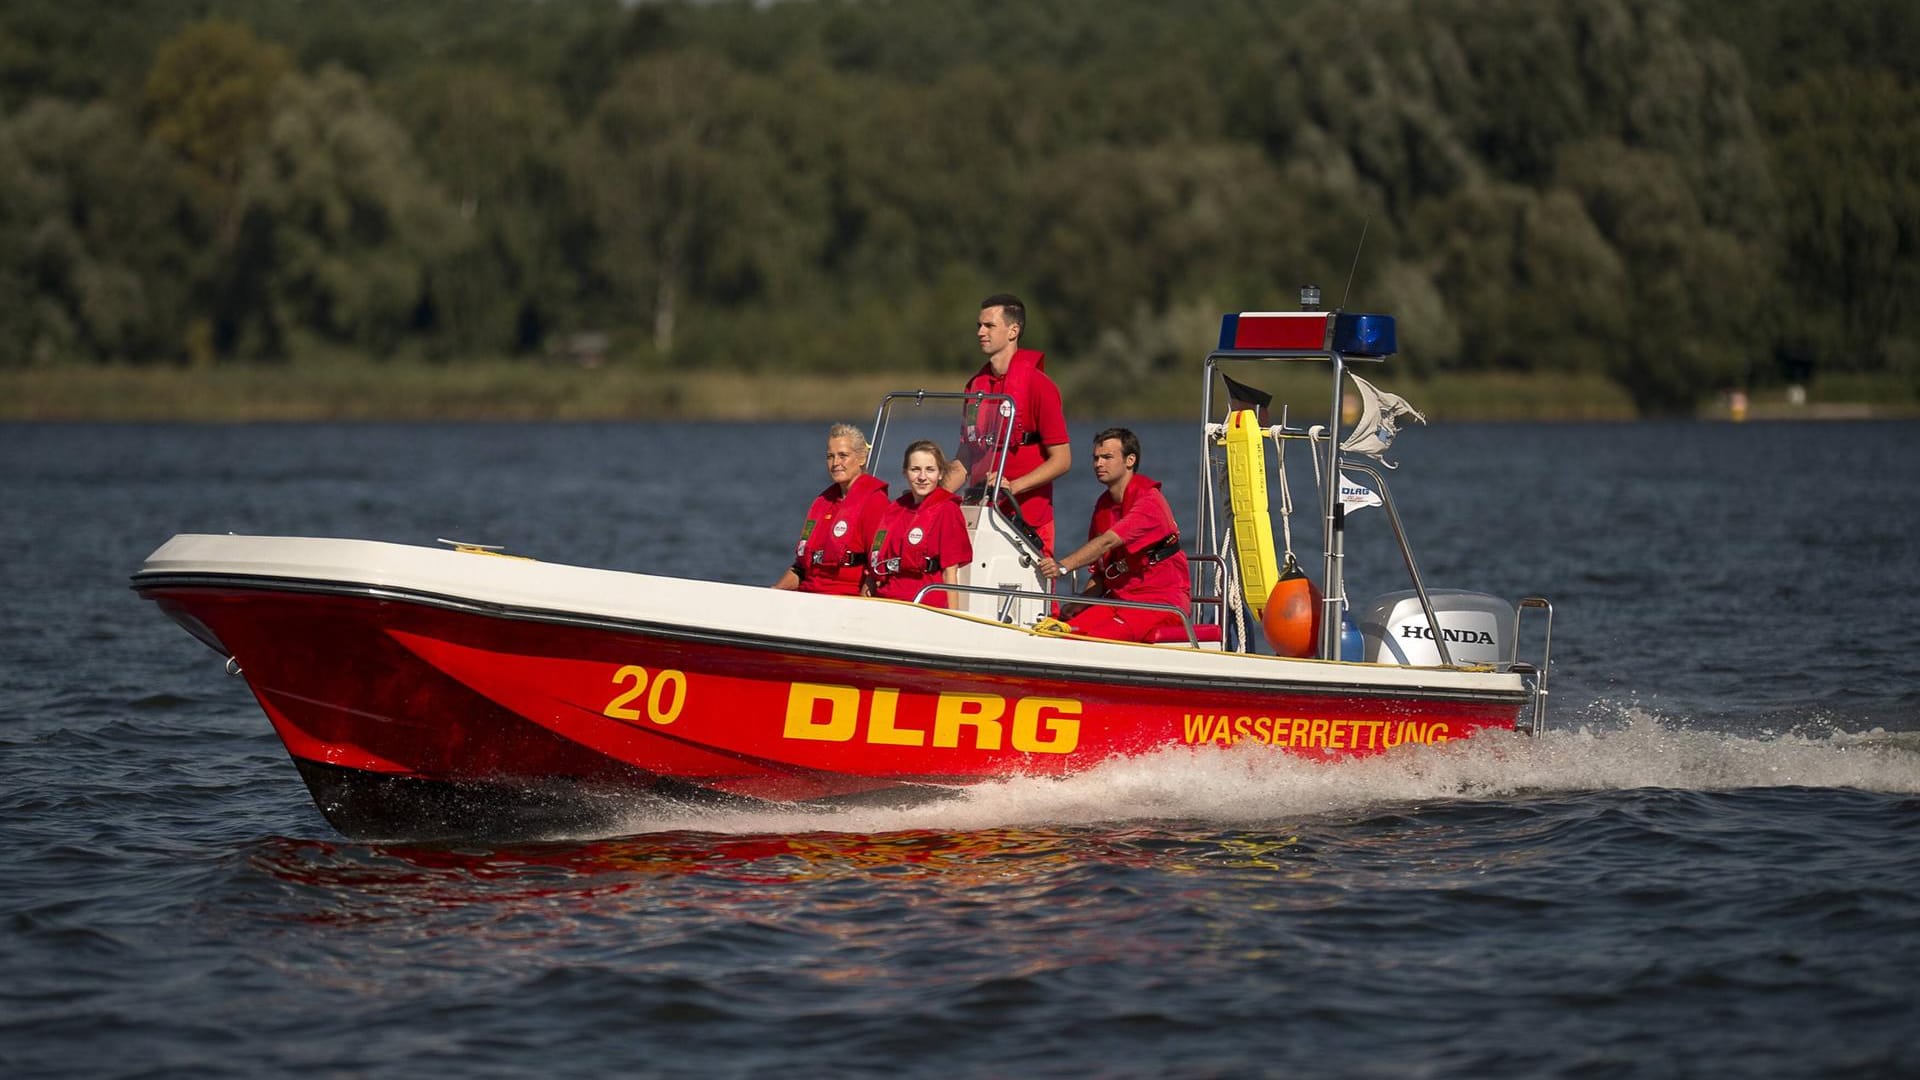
<box><xmin>1339</xmin><ymin>216</ymin><xmax>1371</xmax><ymax>311</ymax></box>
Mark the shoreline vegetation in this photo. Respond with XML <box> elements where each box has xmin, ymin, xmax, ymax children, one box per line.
<box><xmin>2</xmin><ymin>364</ymin><xmax>1911</xmax><ymax>423</ymax></box>
<box><xmin>7</xmin><ymin>2</ymin><xmax>1918</xmax><ymax>422</ymax></box>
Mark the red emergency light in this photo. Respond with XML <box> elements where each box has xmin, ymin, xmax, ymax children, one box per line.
<box><xmin>1216</xmin><ymin>312</ymin><xmax>1331</xmax><ymax>352</ymax></box>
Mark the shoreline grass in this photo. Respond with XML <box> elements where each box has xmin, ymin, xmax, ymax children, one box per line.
<box><xmin>2</xmin><ymin>362</ymin><xmax>1913</xmax><ymax>422</ymax></box>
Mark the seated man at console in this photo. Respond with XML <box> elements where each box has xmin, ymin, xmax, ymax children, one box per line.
<box><xmin>1037</xmin><ymin>427</ymin><xmax>1191</xmax><ymax>642</ymax></box>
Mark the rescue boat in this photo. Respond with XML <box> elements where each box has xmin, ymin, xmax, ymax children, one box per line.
<box><xmin>133</xmin><ymin>302</ymin><xmax>1554</xmax><ymax>841</ymax></box>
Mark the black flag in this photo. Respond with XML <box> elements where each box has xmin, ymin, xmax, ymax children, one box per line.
<box><xmin>1220</xmin><ymin>372</ymin><xmax>1273</xmax><ymax>425</ymax></box>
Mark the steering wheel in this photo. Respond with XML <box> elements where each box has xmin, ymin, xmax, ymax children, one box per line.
<box><xmin>990</xmin><ymin>486</ymin><xmax>1023</xmax><ymax>521</ymax></box>
<box><xmin>961</xmin><ymin>484</ymin><xmax>1019</xmax><ymax>520</ymax></box>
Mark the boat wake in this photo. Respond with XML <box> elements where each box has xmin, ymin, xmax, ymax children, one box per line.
<box><xmin>602</xmin><ymin>708</ymin><xmax>1920</xmax><ymax>839</ymax></box>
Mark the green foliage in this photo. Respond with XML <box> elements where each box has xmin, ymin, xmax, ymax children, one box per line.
<box><xmin>144</xmin><ymin>21</ymin><xmax>291</xmax><ymax>193</ymax></box>
<box><xmin>239</xmin><ymin>66</ymin><xmax>459</xmax><ymax>358</ymax></box>
<box><xmin>0</xmin><ymin>99</ymin><xmax>200</xmax><ymax>365</ymax></box>
<box><xmin>387</xmin><ymin>65</ymin><xmax>577</xmax><ymax>355</ymax></box>
<box><xmin>1556</xmin><ymin>138</ymin><xmax>1771</xmax><ymax>412</ymax></box>
<box><xmin>1023</xmin><ymin>141</ymin><xmax>1354</xmax><ymax>360</ymax></box>
<box><xmin>1768</xmin><ymin>69</ymin><xmax>1920</xmax><ymax>372</ymax></box>
<box><xmin>1414</xmin><ymin>183</ymin><xmax>1630</xmax><ymax>377</ymax></box>
<box><xmin>1</xmin><ymin>0</ymin><xmax>1914</xmax><ymax>412</ymax></box>
<box><xmin>567</xmin><ymin>51</ymin><xmax>831</xmax><ymax>361</ymax></box>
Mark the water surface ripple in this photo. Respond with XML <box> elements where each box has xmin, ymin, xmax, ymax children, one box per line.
<box><xmin>3</xmin><ymin>419</ymin><xmax>1917</xmax><ymax>1078</ymax></box>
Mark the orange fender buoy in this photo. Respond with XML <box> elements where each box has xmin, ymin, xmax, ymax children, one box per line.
<box><xmin>1262</xmin><ymin>561</ymin><xmax>1322</xmax><ymax>657</ymax></box>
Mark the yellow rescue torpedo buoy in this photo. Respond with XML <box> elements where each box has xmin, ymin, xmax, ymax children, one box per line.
<box><xmin>1224</xmin><ymin>408</ymin><xmax>1282</xmax><ymax>618</ymax></box>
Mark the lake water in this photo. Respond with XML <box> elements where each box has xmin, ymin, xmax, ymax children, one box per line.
<box><xmin>3</xmin><ymin>418</ymin><xmax>1918</xmax><ymax>1078</ymax></box>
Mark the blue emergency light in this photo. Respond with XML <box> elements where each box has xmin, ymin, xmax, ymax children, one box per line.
<box><xmin>1332</xmin><ymin>313</ymin><xmax>1396</xmax><ymax>358</ymax></box>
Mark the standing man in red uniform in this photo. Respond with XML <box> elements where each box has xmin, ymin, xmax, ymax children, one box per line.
<box><xmin>773</xmin><ymin>423</ymin><xmax>891</xmax><ymax>596</ymax></box>
<box><xmin>945</xmin><ymin>293</ymin><xmax>1072</xmax><ymax>556</ymax></box>
<box><xmin>1037</xmin><ymin>428</ymin><xmax>1191</xmax><ymax>642</ymax></box>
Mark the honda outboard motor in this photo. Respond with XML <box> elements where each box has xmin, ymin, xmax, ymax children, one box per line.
<box><xmin>1355</xmin><ymin>589</ymin><xmax>1513</xmax><ymax>667</ymax></box>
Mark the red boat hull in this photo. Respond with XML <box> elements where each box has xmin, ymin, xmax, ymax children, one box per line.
<box><xmin>143</xmin><ymin>577</ymin><xmax>1525</xmax><ymax>839</ymax></box>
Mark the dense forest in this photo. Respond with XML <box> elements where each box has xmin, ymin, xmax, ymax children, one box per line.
<box><xmin>2</xmin><ymin>0</ymin><xmax>1915</xmax><ymax>413</ymax></box>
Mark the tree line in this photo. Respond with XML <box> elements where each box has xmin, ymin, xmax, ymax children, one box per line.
<box><xmin>2</xmin><ymin>0</ymin><xmax>1915</xmax><ymax>413</ymax></box>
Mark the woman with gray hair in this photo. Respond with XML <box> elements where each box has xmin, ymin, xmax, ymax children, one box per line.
<box><xmin>773</xmin><ymin>423</ymin><xmax>891</xmax><ymax>595</ymax></box>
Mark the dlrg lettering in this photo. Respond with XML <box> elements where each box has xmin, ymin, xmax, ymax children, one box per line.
<box><xmin>784</xmin><ymin>682</ymin><xmax>1082</xmax><ymax>754</ymax></box>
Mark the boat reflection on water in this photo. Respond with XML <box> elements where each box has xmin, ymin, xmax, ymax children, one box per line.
<box><xmin>247</xmin><ymin>826</ymin><xmax>1311</xmax><ymax>919</ymax></box>
<box><xmin>237</xmin><ymin>826</ymin><xmax>1333</xmax><ymax>1000</ymax></box>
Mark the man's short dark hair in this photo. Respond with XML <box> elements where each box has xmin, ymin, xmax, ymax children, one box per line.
<box><xmin>1094</xmin><ymin>426</ymin><xmax>1140</xmax><ymax>470</ymax></box>
<box><xmin>980</xmin><ymin>293</ymin><xmax>1026</xmax><ymax>332</ymax></box>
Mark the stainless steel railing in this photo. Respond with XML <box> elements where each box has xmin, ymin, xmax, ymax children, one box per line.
<box><xmin>910</xmin><ymin>583</ymin><xmax>1202</xmax><ymax>647</ymax></box>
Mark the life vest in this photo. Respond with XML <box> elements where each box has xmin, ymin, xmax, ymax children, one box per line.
<box><xmin>868</xmin><ymin>488</ymin><xmax>969</xmax><ymax>606</ymax></box>
<box><xmin>1089</xmin><ymin>473</ymin><xmax>1190</xmax><ymax>601</ymax></box>
<box><xmin>963</xmin><ymin>348</ymin><xmax>1052</xmax><ymax>488</ymax></box>
<box><xmin>794</xmin><ymin>473</ymin><xmax>889</xmax><ymax>595</ymax></box>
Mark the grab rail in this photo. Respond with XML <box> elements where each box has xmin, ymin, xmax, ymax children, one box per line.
<box><xmin>910</xmin><ymin>583</ymin><xmax>1202</xmax><ymax>647</ymax></box>
<box><xmin>1186</xmin><ymin>553</ymin><xmax>1225</xmax><ymax>620</ymax></box>
<box><xmin>1336</xmin><ymin>459</ymin><xmax>1454</xmax><ymax>667</ymax></box>
<box><xmin>1511</xmin><ymin>596</ymin><xmax>1554</xmax><ymax>733</ymax></box>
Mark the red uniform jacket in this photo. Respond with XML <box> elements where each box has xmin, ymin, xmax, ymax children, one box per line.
<box><xmin>793</xmin><ymin>473</ymin><xmax>890</xmax><ymax>596</ymax></box>
<box><xmin>867</xmin><ymin>488</ymin><xmax>973</xmax><ymax>607</ymax></box>
<box><xmin>962</xmin><ymin>348</ymin><xmax>1069</xmax><ymax>535</ymax></box>
<box><xmin>1089</xmin><ymin>473</ymin><xmax>1190</xmax><ymax>609</ymax></box>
